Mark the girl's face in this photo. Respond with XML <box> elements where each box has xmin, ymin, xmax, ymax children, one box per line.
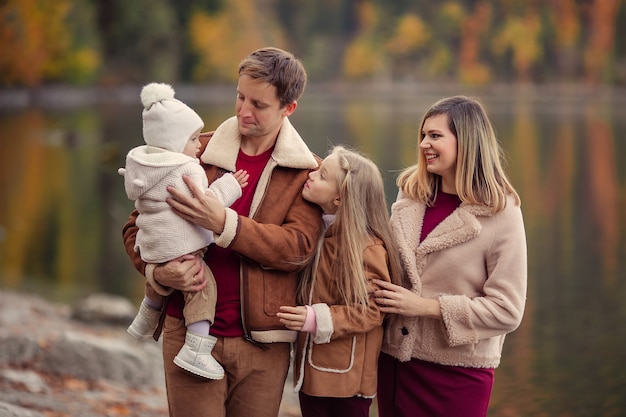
<box><xmin>302</xmin><ymin>154</ymin><xmax>341</xmax><ymax>214</ymax></box>
<box><xmin>419</xmin><ymin>113</ymin><xmax>458</xmax><ymax>193</ymax></box>
<box><xmin>183</xmin><ymin>128</ymin><xmax>202</xmax><ymax>157</ymax></box>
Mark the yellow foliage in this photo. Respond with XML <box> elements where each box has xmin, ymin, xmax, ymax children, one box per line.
<box><xmin>0</xmin><ymin>0</ymin><xmax>98</xmax><ymax>85</ymax></box>
<box><xmin>342</xmin><ymin>38</ymin><xmax>383</xmax><ymax>79</ymax></box>
<box><xmin>440</xmin><ymin>1</ymin><xmax>466</xmax><ymax>23</ymax></box>
<box><xmin>189</xmin><ymin>0</ymin><xmax>287</xmax><ymax>83</ymax></box>
<box><xmin>492</xmin><ymin>14</ymin><xmax>542</xmax><ymax>78</ymax></box>
<box><xmin>0</xmin><ymin>111</ymin><xmax>48</xmax><ymax>286</ymax></box>
<box><xmin>63</xmin><ymin>48</ymin><xmax>101</xmax><ymax>84</ymax></box>
<box><xmin>41</xmin><ymin>1</ymin><xmax>72</xmax><ymax>78</ymax></box>
<box><xmin>426</xmin><ymin>46</ymin><xmax>453</xmax><ymax>77</ymax></box>
<box><xmin>459</xmin><ymin>62</ymin><xmax>491</xmax><ymax>85</ymax></box>
<box><xmin>583</xmin><ymin>0</ymin><xmax>621</xmax><ymax>84</ymax></box>
<box><xmin>549</xmin><ymin>0</ymin><xmax>580</xmax><ymax>47</ymax></box>
<box><xmin>0</xmin><ymin>0</ymin><xmax>73</xmax><ymax>85</ymax></box>
<box><xmin>386</xmin><ymin>14</ymin><xmax>431</xmax><ymax>55</ymax></box>
<box><xmin>357</xmin><ymin>1</ymin><xmax>379</xmax><ymax>32</ymax></box>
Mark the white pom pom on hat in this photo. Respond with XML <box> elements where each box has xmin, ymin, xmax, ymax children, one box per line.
<box><xmin>141</xmin><ymin>82</ymin><xmax>204</xmax><ymax>153</ymax></box>
<box><xmin>141</xmin><ymin>82</ymin><xmax>175</xmax><ymax>107</ymax></box>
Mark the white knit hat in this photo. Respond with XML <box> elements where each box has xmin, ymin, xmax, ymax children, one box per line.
<box><xmin>141</xmin><ymin>82</ymin><xmax>204</xmax><ymax>153</ymax></box>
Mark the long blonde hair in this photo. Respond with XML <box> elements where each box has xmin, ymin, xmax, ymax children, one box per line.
<box><xmin>398</xmin><ymin>95</ymin><xmax>520</xmax><ymax>212</ymax></box>
<box><xmin>298</xmin><ymin>146</ymin><xmax>403</xmax><ymax>314</ymax></box>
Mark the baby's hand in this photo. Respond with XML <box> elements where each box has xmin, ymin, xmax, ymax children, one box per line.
<box><xmin>234</xmin><ymin>169</ymin><xmax>249</xmax><ymax>189</ymax></box>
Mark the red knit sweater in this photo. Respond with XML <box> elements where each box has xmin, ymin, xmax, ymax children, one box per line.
<box><xmin>420</xmin><ymin>191</ymin><xmax>462</xmax><ymax>243</ymax></box>
<box><xmin>167</xmin><ymin>147</ymin><xmax>274</xmax><ymax>337</ymax></box>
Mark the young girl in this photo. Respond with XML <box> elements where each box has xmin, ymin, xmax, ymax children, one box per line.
<box><xmin>277</xmin><ymin>145</ymin><xmax>403</xmax><ymax>417</ymax></box>
<box><xmin>373</xmin><ymin>95</ymin><xmax>527</xmax><ymax>417</ymax></box>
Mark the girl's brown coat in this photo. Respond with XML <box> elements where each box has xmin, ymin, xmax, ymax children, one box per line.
<box><xmin>292</xmin><ymin>223</ymin><xmax>392</xmax><ymax>398</ymax></box>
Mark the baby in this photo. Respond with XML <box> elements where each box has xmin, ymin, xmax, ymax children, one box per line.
<box><xmin>119</xmin><ymin>82</ymin><xmax>248</xmax><ymax>380</ymax></box>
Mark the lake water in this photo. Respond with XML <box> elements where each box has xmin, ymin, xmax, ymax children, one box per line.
<box><xmin>0</xmin><ymin>84</ymin><xmax>625</xmax><ymax>416</ymax></box>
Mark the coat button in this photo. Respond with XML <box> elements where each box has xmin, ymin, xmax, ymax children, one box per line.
<box><xmin>401</xmin><ymin>327</ymin><xmax>409</xmax><ymax>335</ymax></box>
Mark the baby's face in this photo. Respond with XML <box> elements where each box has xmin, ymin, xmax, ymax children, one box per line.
<box><xmin>183</xmin><ymin>128</ymin><xmax>202</xmax><ymax>157</ymax></box>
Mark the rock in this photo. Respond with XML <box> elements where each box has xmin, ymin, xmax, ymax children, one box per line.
<box><xmin>0</xmin><ymin>401</ymin><xmax>44</xmax><ymax>417</ymax></box>
<box><xmin>39</xmin><ymin>330</ymin><xmax>164</xmax><ymax>386</ymax></box>
<box><xmin>0</xmin><ymin>290</ymin><xmax>167</xmax><ymax>417</ymax></box>
<box><xmin>72</xmin><ymin>293</ymin><xmax>137</xmax><ymax>325</ymax></box>
<box><xmin>0</xmin><ymin>290</ymin><xmax>301</xmax><ymax>417</ymax></box>
<box><xmin>0</xmin><ymin>334</ymin><xmax>40</xmax><ymax>365</ymax></box>
<box><xmin>1</xmin><ymin>369</ymin><xmax>47</xmax><ymax>394</ymax></box>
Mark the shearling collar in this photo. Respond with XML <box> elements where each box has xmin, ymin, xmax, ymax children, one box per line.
<box><xmin>390</xmin><ymin>194</ymin><xmax>494</xmax><ymax>292</ymax></box>
<box><xmin>392</xmin><ymin>197</ymin><xmax>492</xmax><ymax>254</ymax></box>
<box><xmin>199</xmin><ymin>116</ymin><xmax>318</xmax><ymax>171</ymax></box>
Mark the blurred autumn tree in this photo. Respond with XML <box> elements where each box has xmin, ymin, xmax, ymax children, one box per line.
<box><xmin>96</xmin><ymin>0</ymin><xmax>179</xmax><ymax>84</ymax></box>
<box><xmin>0</xmin><ymin>0</ymin><xmax>100</xmax><ymax>86</ymax></box>
<box><xmin>492</xmin><ymin>1</ymin><xmax>543</xmax><ymax>83</ymax></box>
<box><xmin>342</xmin><ymin>2</ymin><xmax>386</xmax><ymax>80</ymax></box>
<box><xmin>0</xmin><ymin>0</ymin><xmax>624</xmax><ymax>87</ymax></box>
<box><xmin>189</xmin><ymin>0</ymin><xmax>287</xmax><ymax>83</ymax></box>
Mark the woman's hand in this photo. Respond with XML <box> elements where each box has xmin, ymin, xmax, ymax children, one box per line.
<box><xmin>166</xmin><ymin>176</ymin><xmax>226</xmax><ymax>234</ymax></box>
<box><xmin>153</xmin><ymin>253</ymin><xmax>207</xmax><ymax>292</ymax></box>
<box><xmin>277</xmin><ymin>306</ymin><xmax>307</xmax><ymax>331</ymax></box>
<box><xmin>372</xmin><ymin>279</ymin><xmax>442</xmax><ymax>319</ymax></box>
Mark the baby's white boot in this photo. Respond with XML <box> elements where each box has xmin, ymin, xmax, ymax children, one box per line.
<box><xmin>173</xmin><ymin>331</ymin><xmax>225</xmax><ymax>380</ymax></box>
<box><xmin>127</xmin><ymin>302</ymin><xmax>160</xmax><ymax>340</ymax></box>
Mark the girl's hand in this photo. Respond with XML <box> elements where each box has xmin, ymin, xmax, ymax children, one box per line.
<box><xmin>277</xmin><ymin>305</ymin><xmax>307</xmax><ymax>331</ymax></box>
<box><xmin>372</xmin><ymin>279</ymin><xmax>442</xmax><ymax>319</ymax></box>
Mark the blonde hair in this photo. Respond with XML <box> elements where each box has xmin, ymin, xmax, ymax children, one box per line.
<box><xmin>398</xmin><ymin>95</ymin><xmax>520</xmax><ymax>212</ymax></box>
<box><xmin>298</xmin><ymin>146</ymin><xmax>403</xmax><ymax>315</ymax></box>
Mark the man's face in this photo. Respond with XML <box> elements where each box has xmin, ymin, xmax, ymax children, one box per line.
<box><xmin>235</xmin><ymin>74</ymin><xmax>296</xmax><ymax>141</ymax></box>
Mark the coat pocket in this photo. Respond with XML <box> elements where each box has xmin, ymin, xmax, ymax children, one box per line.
<box><xmin>308</xmin><ymin>336</ymin><xmax>357</xmax><ymax>373</ymax></box>
<box><xmin>242</xmin><ymin>262</ymin><xmax>297</xmax><ymax>331</ymax></box>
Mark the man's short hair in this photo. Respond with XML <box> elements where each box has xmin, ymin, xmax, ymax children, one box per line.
<box><xmin>238</xmin><ymin>47</ymin><xmax>307</xmax><ymax>108</ymax></box>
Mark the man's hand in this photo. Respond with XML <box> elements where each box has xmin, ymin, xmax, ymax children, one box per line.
<box><xmin>153</xmin><ymin>254</ymin><xmax>207</xmax><ymax>292</ymax></box>
<box><xmin>166</xmin><ymin>176</ymin><xmax>227</xmax><ymax>234</ymax></box>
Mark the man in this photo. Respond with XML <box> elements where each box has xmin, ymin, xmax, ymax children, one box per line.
<box><xmin>122</xmin><ymin>47</ymin><xmax>323</xmax><ymax>417</ymax></box>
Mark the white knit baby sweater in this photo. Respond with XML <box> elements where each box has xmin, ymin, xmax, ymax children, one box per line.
<box><xmin>120</xmin><ymin>145</ymin><xmax>241</xmax><ymax>263</ymax></box>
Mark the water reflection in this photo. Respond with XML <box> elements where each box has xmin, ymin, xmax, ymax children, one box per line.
<box><xmin>0</xmin><ymin>90</ymin><xmax>625</xmax><ymax>416</ymax></box>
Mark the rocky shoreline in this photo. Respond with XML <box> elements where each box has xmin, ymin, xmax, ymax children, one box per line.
<box><xmin>0</xmin><ymin>290</ymin><xmax>300</xmax><ymax>417</ymax></box>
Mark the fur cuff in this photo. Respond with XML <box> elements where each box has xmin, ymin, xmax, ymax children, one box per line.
<box><xmin>250</xmin><ymin>329</ymin><xmax>297</xmax><ymax>343</ymax></box>
<box><xmin>213</xmin><ymin>207</ymin><xmax>238</xmax><ymax>248</ymax></box>
<box><xmin>440</xmin><ymin>294</ymin><xmax>475</xmax><ymax>347</ymax></box>
<box><xmin>312</xmin><ymin>303</ymin><xmax>333</xmax><ymax>344</ymax></box>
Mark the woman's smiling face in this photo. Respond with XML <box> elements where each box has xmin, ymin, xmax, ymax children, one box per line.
<box><xmin>419</xmin><ymin>113</ymin><xmax>458</xmax><ymax>193</ymax></box>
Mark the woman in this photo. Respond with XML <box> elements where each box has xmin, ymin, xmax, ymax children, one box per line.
<box><xmin>373</xmin><ymin>95</ymin><xmax>527</xmax><ymax>417</ymax></box>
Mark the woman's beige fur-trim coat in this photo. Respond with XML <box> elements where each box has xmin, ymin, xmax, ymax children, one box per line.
<box><xmin>382</xmin><ymin>192</ymin><xmax>527</xmax><ymax>369</ymax></box>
